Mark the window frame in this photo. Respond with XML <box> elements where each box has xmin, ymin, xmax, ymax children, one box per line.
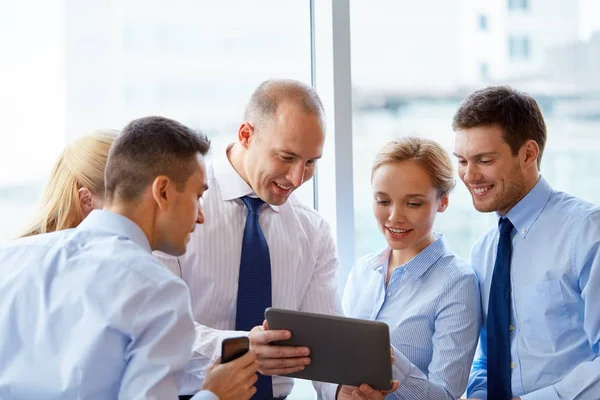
<box><xmin>311</xmin><ymin>0</ymin><xmax>355</xmax><ymax>288</ymax></box>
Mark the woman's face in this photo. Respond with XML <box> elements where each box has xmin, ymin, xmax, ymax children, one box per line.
<box><xmin>372</xmin><ymin>160</ymin><xmax>448</xmax><ymax>254</ymax></box>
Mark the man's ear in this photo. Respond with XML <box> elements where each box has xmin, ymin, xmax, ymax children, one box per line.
<box><xmin>78</xmin><ymin>187</ymin><xmax>94</xmax><ymax>214</ymax></box>
<box><xmin>151</xmin><ymin>176</ymin><xmax>171</xmax><ymax>211</ymax></box>
<box><xmin>438</xmin><ymin>193</ymin><xmax>449</xmax><ymax>213</ymax></box>
<box><xmin>521</xmin><ymin>139</ymin><xmax>540</xmax><ymax>170</ymax></box>
<box><xmin>238</xmin><ymin>122</ymin><xmax>255</xmax><ymax>150</ymax></box>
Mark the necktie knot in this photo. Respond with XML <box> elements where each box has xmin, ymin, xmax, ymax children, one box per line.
<box><xmin>241</xmin><ymin>196</ymin><xmax>264</xmax><ymax>214</ymax></box>
<box><xmin>499</xmin><ymin>217</ymin><xmax>514</xmax><ymax>236</ymax></box>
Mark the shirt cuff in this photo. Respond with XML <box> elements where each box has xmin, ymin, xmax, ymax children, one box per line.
<box><xmin>520</xmin><ymin>385</ymin><xmax>560</xmax><ymax>400</ymax></box>
<box><xmin>391</xmin><ymin>346</ymin><xmax>413</xmax><ymax>386</ymax></box>
<box><xmin>190</xmin><ymin>390</ymin><xmax>219</xmax><ymax>400</ymax></box>
<box><xmin>468</xmin><ymin>390</ymin><xmax>487</xmax><ymax>399</ymax></box>
<box><xmin>317</xmin><ymin>382</ymin><xmax>339</xmax><ymax>400</ymax></box>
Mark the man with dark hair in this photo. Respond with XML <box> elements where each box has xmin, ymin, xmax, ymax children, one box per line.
<box><xmin>155</xmin><ymin>79</ymin><xmax>347</xmax><ymax>400</ymax></box>
<box><xmin>453</xmin><ymin>86</ymin><xmax>600</xmax><ymax>400</ymax></box>
<box><xmin>105</xmin><ymin>116</ymin><xmax>212</xmax><ymax>203</ymax></box>
<box><xmin>0</xmin><ymin>116</ymin><xmax>259</xmax><ymax>400</ymax></box>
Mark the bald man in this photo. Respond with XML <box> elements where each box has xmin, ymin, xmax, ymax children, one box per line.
<box><xmin>156</xmin><ymin>79</ymin><xmax>343</xmax><ymax>399</ymax></box>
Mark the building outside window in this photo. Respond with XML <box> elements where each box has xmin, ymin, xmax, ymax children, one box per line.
<box><xmin>480</xmin><ymin>62</ymin><xmax>490</xmax><ymax>80</ymax></box>
<box><xmin>509</xmin><ymin>35</ymin><xmax>531</xmax><ymax>60</ymax></box>
<box><xmin>479</xmin><ymin>14</ymin><xmax>488</xmax><ymax>31</ymax></box>
<box><xmin>508</xmin><ymin>0</ymin><xmax>528</xmax><ymax>11</ymax></box>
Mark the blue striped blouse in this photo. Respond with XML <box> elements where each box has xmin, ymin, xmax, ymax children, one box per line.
<box><xmin>343</xmin><ymin>234</ymin><xmax>481</xmax><ymax>399</ymax></box>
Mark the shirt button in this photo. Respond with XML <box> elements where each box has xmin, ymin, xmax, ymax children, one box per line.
<box><xmin>521</xmin><ymin>229</ymin><xmax>526</xmax><ymax>234</ymax></box>
<box><xmin>386</xmin><ymin>292</ymin><xmax>392</xmax><ymax>297</ymax></box>
<box><xmin>511</xmin><ymin>362</ymin><xmax>516</xmax><ymax>369</ymax></box>
<box><xmin>509</xmin><ymin>325</ymin><xmax>515</xmax><ymax>331</ymax></box>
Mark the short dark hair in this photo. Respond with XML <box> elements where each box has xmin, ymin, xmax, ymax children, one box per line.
<box><xmin>105</xmin><ymin>116</ymin><xmax>210</xmax><ymax>202</ymax></box>
<box><xmin>243</xmin><ymin>79</ymin><xmax>325</xmax><ymax>130</ymax></box>
<box><xmin>452</xmin><ymin>85</ymin><xmax>547</xmax><ymax>168</ymax></box>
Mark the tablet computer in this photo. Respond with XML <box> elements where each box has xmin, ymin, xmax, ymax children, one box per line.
<box><xmin>265</xmin><ymin>307</ymin><xmax>393</xmax><ymax>390</ymax></box>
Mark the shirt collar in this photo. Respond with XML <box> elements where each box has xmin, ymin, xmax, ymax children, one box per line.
<box><xmin>212</xmin><ymin>144</ymin><xmax>280</xmax><ymax>212</ymax></box>
<box><xmin>499</xmin><ymin>175</ymin><xmax>552</xmax><ymax>238</ymax></box>
<box><xmin>369</xmin><ymin>233</ymin><xmax>452</xmax><ymax>280</ymax></box>
<box><xmin>77</xmin><ymin>210</ymin><xmax>152</xmax><ymax>253</ymax></box>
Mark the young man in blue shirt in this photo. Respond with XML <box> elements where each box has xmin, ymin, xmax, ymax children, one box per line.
<box><xmin>0</xmin><ymin>116</ymin><xmax>258</xmax><ymax>399</ymax></box>
<box><xmin>453</xmin><ymin>86</ymin><xmax>600</xmax><ymax>400</ymax></box>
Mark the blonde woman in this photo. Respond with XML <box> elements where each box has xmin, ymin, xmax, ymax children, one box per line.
<box><xmin>336</xmin><ymin>137</ymin><xmax>481</xmax><ymax>400</ymax></box>
<box><xmin>20</xmin><ymin>130</ymin><xmax>117</xmax><ymax>237</ymax></box>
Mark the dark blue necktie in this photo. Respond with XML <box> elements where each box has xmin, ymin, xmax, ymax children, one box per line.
<box><xmin>235</xmin><ymin>196</ymin><xmax>273</xmax><ymax>399</ymax></box>
<box><xmin>487</xmin><ymin>217</ymin><xmax>514</xmax><ymax>400</ymax></box>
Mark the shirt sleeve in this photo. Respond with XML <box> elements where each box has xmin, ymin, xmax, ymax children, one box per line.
<box><xmin>314</xmin><ymin>259</ymin><xmax>365</xmax><ymax>400</ymax></box>
<box><xmin>522</xmin><ymin>211</ymin><xmax>600</xmax><ymax>400</ymax></box>
<box><xmin>466</xmin><ymin>331</ymin><xmax>488</xmax><ymax>399</ymax></box>
<box><xmin>300</xmin><ymin>219</ymin><xmax>343</xmax><ymax>316</ymax></box>
<box><xmin>117</xmin><ymin>277</ymin><xmax>196</xmax><ymax>400</ymax></box>
<box><xmin>466</xmin><ymin>239</ymin><xmax>488</xmax><ymax>399</ymax></box>
<box><xmin>298</xmin><ymin>219</ymin><xmax>344</xmax><ymax>398</ymax></box>
<box><xmin>190</xmin><ymin>390</ymin><xmax>219</xmax><ymax>400</ymax></box>
<box><xmin>389</xmin><ymin>272</ymin><xmax>482</xmax><ymax>400</ymax></box>
<box><xmin>318</xmin><ymin>383</ymin><xmax>340</xmax><ymax>400</ymax></box>
<box><xmin>184</xmin><ymin>322</ymin><xmax>250</xmax><ymax>383</ymax></box>
<box><xmin>153</xmin><ymin>250</ymin><xmax>246</xmax><ymax>391</ymax></box>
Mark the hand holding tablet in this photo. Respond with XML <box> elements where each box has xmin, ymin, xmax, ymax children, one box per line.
<box><xmin>248</xmin><ymin>320</ymin><xmax>311</xmax><ymax>376</ymax></box>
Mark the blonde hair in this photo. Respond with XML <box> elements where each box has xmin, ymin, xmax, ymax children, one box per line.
<box><xmin>20</xmin><ymin>130</ymin><xmax>118</xmax><ymax>237</ymax></box>
<box><xmin>372</xmin><ymin>136</ymin><xmax>455</xmax><ymax>197</ymax></box>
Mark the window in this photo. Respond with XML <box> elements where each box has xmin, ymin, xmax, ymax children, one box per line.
<box><xmin>508</xmin><ymin>0</ymin><xmax>528</xmax><ymax>11</ymax></box>
<box><xmin>480</xmin><ymin>62</ymin><xmax>490</xmax><ymax>80</ymax></box>
<box><xmin>509</xmin><ymin>35</ymin><xmax>531</xmax><ymax>60</ymax></box>
<box><xmin>2</xmin><ymin>4</ymin><xmax>316</xmax><ymax>396</ymax></box>
<box><xmin>0</xmin><ymin>0</ymin><xmax>313</xmax><ymax>242</ymax></box>
<box><xmin>349</xmin><ymin>0</ymin><xmax>600</xmax><ymax>271</ymax></box>
<box><xmin>479</xmin><ymin>14</ymin><xmax>488</xmax><ymax>31</ymax></box>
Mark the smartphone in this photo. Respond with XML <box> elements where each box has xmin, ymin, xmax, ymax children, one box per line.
<box><xmin>221</xmin><ymin>336</ymin><xmax>250</xmax><ymax>363</ymax></box>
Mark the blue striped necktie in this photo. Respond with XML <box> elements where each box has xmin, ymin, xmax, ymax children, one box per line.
<box><xmin>236</xmin><ymin>196</ymin><xmax>273</xmax><ymax>399</ymax></box>
<box><xmin>487</xmin><ymin>217</ymin><xmax>514</xmax><ymax>399</ymax></box>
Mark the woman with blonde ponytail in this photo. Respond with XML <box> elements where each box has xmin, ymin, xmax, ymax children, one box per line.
<box><xmin>20</xmin><ymin>130</ymin><xmax>118</xmax><ymax>237</ymax></box>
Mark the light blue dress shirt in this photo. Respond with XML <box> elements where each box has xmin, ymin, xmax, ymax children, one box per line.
<box><xmin>343</xmin><ymin>234</ymin><xmax>481</xmax><ymax>399</ymax></box>
<box><xmin>467</xmin><ymin>176</ymin><xmax>600</xmax><ymax>400</ymax></box>
<box><xmin>0</xmin><ymin>210</ymin><xmax>216</xmax><ymax>400</ymax></box>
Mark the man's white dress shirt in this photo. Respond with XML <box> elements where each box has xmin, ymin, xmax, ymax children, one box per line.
<box><xmin>156</xmin><ymin>146</ymin><xmax>342</xmax><ymax>397</ymax></box>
